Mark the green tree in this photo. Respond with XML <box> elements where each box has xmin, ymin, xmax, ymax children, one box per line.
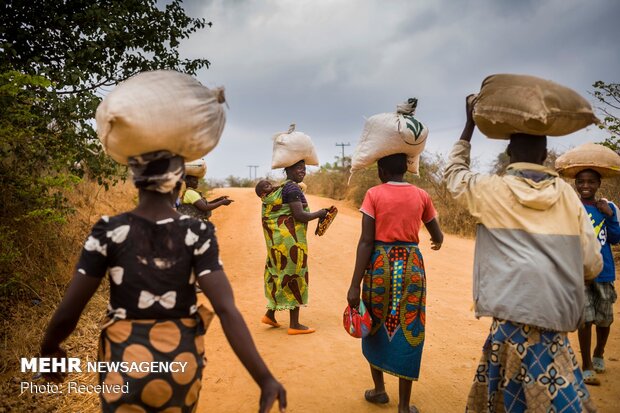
<box><xmin>592</xmin><ymin>81</ymin><xmax>620</xmax><ymax>151</ymax></box>
<box><xmin>1</xmin><ymin>0</ymin><xmax>211</xmax><ymax>293</ymax></box>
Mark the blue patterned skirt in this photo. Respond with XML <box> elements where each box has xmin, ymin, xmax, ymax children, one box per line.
<box><xmin>361</xmin><ymin>242</ymin><xmax>426</xmax><ymax>380</ymax></box>
<box><xmin>466</xmin><ymin>318</ymin><xmax>596</xmax><ymax>413</ymax></box>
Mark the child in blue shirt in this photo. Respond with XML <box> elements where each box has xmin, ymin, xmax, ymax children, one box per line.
<box><xmin>575</xmin><ymin>168</ymin><xmax>620</xmax><ymax>385</ymax></box>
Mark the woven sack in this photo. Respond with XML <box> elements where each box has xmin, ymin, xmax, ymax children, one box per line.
<box><xmin>351</xmin><ymin>98</ymin><xmax>428</xmax><ymax>175</ymax></box>
<box><xmin>271</xmin><ymin>124</ymin><xmax>319</xmax><ymax>169</ymax></box>
<box><xmin>185</xmin><ymin>159</ymin><xmax>207</xmax><ymax>178</ymax></box>
<box><xmin>555</xmin><ymin>142</ymin><xmax>620</xmax><ymax>178</ymax></box>
<box><xmin>96</xmin><ymin>70</ymin><xmax>226</xmax><ymax>164</ymax></box>
<box><xmin>472</xmin><ymin>74</ymin><xmax>598</xmax><ymax>139</ymax></box>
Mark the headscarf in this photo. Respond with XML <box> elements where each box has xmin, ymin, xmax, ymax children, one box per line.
<box><xmin>127</xmin><ymin>150</ymin><xmax>184</xmax><ymax>193</ymax></box>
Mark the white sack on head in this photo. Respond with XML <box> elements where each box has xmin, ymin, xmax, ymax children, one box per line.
<box><xmin>185</xmin><ymin>159</ymin><xmax>207</xmax><ymax>178</ymax></box>
<box><xmin>351</xmin><ymin>98</ymin><xmax>428</xmax><ymax>175</ymax></box>
<box><xmin>472</xmin><ymin>74</ymin><xmax>599</xmax><ymax>139</ymax></box>
<box><xmin>555</xmin><ymin>142</ymin><xmax>620</xmax><ymax>178</ymax></box>
<box><xmin>96</xmin><ymin>70</ymin><xmax>226</xmax><ymax>164</ymax></box>
<box><xmin>271</xmin><ymin>124</ymin><xmax>319</xmax><ymax>169</ymax></box>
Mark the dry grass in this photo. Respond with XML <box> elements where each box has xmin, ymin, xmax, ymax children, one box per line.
<box><xmin>304</xmin><ymin>156</ymin><xmax>478</xmax><ymax>237</ymax></box>
<box><xmin>0</xmin><ymin>180</ymin><xmax>137</xmax><ymax>412</ymax></box>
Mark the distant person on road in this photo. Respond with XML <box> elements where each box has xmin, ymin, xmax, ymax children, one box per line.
<box><xmin>347</xmin><ymin>152</ymin><xmax>444</xmax><ymax>413</ymax></box>
<box><xmin>444</xmin><ymin>95</ymin><xmax>602</xmax><ymax>412</ymax></box>
<box><xmin>178</xmin><ymin>174</ymin><xmax>233</xmax><ymax>221</ymax></box>
<box><xmin>260</xmin><ymin>160</ymin><xmax>327</xmax><ymax>335</ymax></box>
<box><xmin>572</xmin><ymin>168</ymin><xmax>620</xmax><ymax>386</ymax></box>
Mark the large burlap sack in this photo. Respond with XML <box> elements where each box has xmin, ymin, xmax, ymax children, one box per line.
<box><xmin>185</xmin><ymin>159</ymin><xmax>207</xmax><ymax>178</ymax></box>
<box><xmin>271</xmin><ymin>124</ymin><xmax>319</xmax><ymax>169</ymax></box>
<box><xmin>472</xmin><ymin>74</ymin><xmax>599</xmax><ymax>139</ymax></box>
<box><xmin>555</xmin><ymin>142</ymin><xmax>620</xmax><ymax>178</ymax></box>
<box><xmin>96</xmin><ymin>70</ymin><xmax>226</xmax><ymax>164</ymax></box>
<box><xmin>351</xmin><ymin>98</ymin><xmax>428</xmax><ymax>175</ymax></box>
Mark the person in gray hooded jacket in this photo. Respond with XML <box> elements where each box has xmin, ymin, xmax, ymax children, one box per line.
<box><xmin>444</xmin><ymin>95</ymin><xmax>602</xmax><ymax>413</ymax></box>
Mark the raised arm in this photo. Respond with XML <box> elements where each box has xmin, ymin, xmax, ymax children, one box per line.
<box><xmin>577</xmin><ymin>200</ymin><xmax>604</xmax><ymax>281</ymax></box>
<box><xmin>442</xmin><ymin>95</ymin><xmax>484</xmax><ymax>218</ymax></box>
<box><xmin>347</xmin><ymin>214</ymin><xmax>376</xmax><ymax>308</ymax></box>
<box><xmin>199</xmin><ymin>271</ymin><xmax>286</xmax><ymax>413</ymax></box>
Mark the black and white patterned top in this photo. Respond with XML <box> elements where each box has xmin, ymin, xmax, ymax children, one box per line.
<box><xmin>77</xmin><ymin>213</ymin><xmax>222</xmax><ymax>320</ymax></box>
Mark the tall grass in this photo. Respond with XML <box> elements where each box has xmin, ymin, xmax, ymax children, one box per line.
<box><xmin>0</xmin><ymin>179</ymin><xmax>137</xmax><ymax>412</ymax></box>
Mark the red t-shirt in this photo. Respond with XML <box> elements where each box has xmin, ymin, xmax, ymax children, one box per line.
<box><xmin>360</xmin><ymin>182</ymin><xmax>437</xmax><ymax>243</ymax></box>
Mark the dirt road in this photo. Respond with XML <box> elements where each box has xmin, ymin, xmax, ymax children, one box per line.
<box><xmin>197</xmin><ymin>188</ymin><xmax>620</xmax><ymax>413</ymax></box>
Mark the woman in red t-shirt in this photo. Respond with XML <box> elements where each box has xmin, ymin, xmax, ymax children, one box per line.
<box><xmin>347</xmin><ymin>153</ymin><xmax>443</xmax><ymax>413</ymax></box>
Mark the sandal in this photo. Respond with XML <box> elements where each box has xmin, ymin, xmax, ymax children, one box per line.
<box><xmin>409</xmin><ymin>406</ymin><xmax>420</xmax><ymax>413</ymax></box>
<box><xmin>261</xmin><ymin>315</ymin><xmax>281</xmax><ymax>328</ymax></box>
<box><xmin>593</xmin><ymin>356</ymin><xmax>605</xmax><ymax>373</ymax></box>
<box><xmin>364</xmin><ymin>389</ymin><xmax>389</xmax><ymax>404</ymax></box>
<box><xmin>583</xmin><ymin>370</ymin><xmax>601</xmax><ymax>386</ymax></box>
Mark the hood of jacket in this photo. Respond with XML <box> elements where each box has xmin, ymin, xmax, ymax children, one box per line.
<box><xmin>502</xmin><ymin>162</ymin><xmax>562</xmax><ymax>211</ymax></box>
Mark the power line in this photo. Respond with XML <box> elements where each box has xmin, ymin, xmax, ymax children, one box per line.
<box><xmin>335</xmin><ymin>142</ymin><xmax>351</xmax><ymax>168</ymax></box>
<box><xmin>247</xmin><ymin>165</ymin><xmax>259</xmax><ymax>180</ymax></box>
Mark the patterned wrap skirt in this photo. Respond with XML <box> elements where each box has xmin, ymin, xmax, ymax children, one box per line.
<box><xmin>466</xmin><ymin>318</ymin><xmax>597</xmax><ymax>413</ymax></box>
<box><xmin>361</xmin><ymin>242</ymin><xmax>426</xmax><ymax>380</ymax></box>
<box><xmin>97</xmin><ymin>311</ymin><xmax>209</xmax><ymax>412</ymax></box>
<box><xmin>262</xmin><ymin>185</ymin><xmax>310</xmax><ymax>311</ymax></box>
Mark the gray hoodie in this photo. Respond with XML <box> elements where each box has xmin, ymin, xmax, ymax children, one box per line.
<box><xmin>444</xmin><ymin>141</ymin><xmax>602</xmax><ymax>332</ymax></box>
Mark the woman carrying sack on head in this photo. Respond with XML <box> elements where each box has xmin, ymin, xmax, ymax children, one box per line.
<box><xmin>178</xmin><ymin>160</ymin><xmax>233</xmax><ymax>221</ymax></box>
<box><xmin>260</xmin><ymin>124</ymin><xmax>332</xmax><ymax>334</ymax></box>
<box><xmin>39</xmin><ymin>71</ymin><xmax>286</xmax><ymax>413</ymax></box>
<box><xmin>347</xmin><ymin>153</ymin><xmax>443</xmax><ymax>413</ymax></box>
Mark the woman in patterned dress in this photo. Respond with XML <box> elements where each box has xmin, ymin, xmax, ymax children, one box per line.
<box><xmin>347</xmin><ymin>153</ymin><xmax>444</xmax><ymax>413</ymax></box>
<box><xmin>260</xmin><ymin>160</ymin><xmax>327</xmax><ymax>335</ymax></box>
<box><xmin>40</xmin><ymin>151</ymin><xmax>286</xmax><ymax>413</ymax></box>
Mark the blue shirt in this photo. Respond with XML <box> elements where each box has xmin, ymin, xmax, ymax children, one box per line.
<box><xmin>582</xmin><ymin>201</ymin><xmax>620</xmax><ymax>282</ymax></box>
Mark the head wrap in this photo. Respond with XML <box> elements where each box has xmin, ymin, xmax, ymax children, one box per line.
<box><xmin>127</xmin><ymin>150</ymin><xmax>184</xmax><ymax>193</ymax></box>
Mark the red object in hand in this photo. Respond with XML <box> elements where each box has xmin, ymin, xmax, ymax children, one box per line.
<box><xmin>343</xmin><ymin>301</ymin><xmax>372</xmax><ymax>338</ymax></box>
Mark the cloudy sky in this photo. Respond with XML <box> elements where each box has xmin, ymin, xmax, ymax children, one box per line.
<box><xmin>177</xmin><ymin>0</ymin><xmax>620</xmax><ymax>180</ymax></box>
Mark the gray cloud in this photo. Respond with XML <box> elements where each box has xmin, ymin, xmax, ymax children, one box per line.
<box><xmin>178</xmin><ymin>0</ymin><xmax>620</xmax><ymax>179</ymax></box>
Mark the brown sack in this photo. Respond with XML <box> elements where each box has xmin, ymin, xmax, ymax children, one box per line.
<box><xmin>96</xmin><ymin>70</ymin><xmax>226</xmax><ymax>164</ymax></box>
<box><xmin>473</xmin><ymin>74</ymin><xmax>599</xmax><ymax>139</ymax></box>
<box><xmin>555</xmin><ymin>142</ymin><xmax>620</xmax><ymax>178</ymax></box>
<box><xmin>185</xmin><ymin>159</ymin><xmax>207</xmax><ymax>178</ymax></box>
<box><xmin>271</xmin><ymin>124</ymin><xmax>319</xmax><ymax>169</ymax></box>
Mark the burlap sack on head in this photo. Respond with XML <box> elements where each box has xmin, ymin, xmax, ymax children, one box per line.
<box><xmin>271</xmin><ymin>124</ymin><xmax>319</xmax><ymax>169</ymax></box>
<box><xmin>555</xmin><ymin>142</ymin><xmax>620</xmax><ymax>178</ymax></box>
<box><xmin>351</xmin><ymin>98</ymin><xmax>428</xmax><ymax>175</ymax></box>
<box><xmin>185</xmin><ymin>159</ymin><xmax>207</xmax><ymax>178</ymax></box>
<box><xmin>472</xmin><ymin>74</ymin><xmax>599</xmax><ymax>139</ymax></box>
<box><xmin>96</xmin><ymin>70</ymin><xmax>226</xmax><ymax>164</ymax></box>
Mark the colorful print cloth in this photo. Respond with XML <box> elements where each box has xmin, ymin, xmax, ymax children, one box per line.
<box><xmin>362</xmin><ymin>242</ymin><xmax>426</xmax><ymax>380</ymax></box>
<box><xmin>98</xmin><ymin>315</ymin><xmax>206</xmax><ymax>412</ymax></box>
<box><xmin>262</xmin><ymin>181</ymin><xmax>310</xmax><ymax>310</ymax></box>
<box><xmin>466</xmin><ymin>319</ymin><xmax>597</xmax><ymax>413</ymax></box>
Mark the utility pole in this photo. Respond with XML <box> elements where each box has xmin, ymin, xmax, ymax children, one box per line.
<box><xmin>335</xmin><ymin>142</ymin><xmax>351</xmax><ymax>169</ymax></box>
<box><xmin>247</xmin><ymin>165</ymin><xmax>259</xmax><ymax>180</ymax></box>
